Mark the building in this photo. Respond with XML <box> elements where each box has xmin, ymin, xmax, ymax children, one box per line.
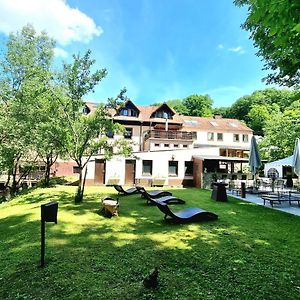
<box><xmin>81</xmin><ymin>101</ymin><xmax>253</xmax><ymax>188</ymax></box>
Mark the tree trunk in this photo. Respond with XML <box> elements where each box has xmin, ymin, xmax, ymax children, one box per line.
<box><xmin>75</xmin><ymin>166</ymin><xmax>83</xmax><ymax>203</ymax></box>
<box><xmin>10</xmin><ymin>170</ymin><xmax>18</xmax><ymax>197</ymax></box>
<box><xmin>43</xmin><ymin>155</ymin><xmax>51</xmax><ymax>187</ymax></box>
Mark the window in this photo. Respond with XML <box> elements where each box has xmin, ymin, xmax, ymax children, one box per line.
<box><xmin>169</xmin><ymin>161</ymin><xmax>178</xmax><ymax>176</ymax></box>
<box><xmin>174</xmin><ymin>144</ymin><xmax>179</xmax><ymax>148</ymax></box>
<box><xmin>184</xmin><ymin>120</ymin><xmax>199</xmax><ymax>126</ymax></box>
<box><xmin>106</xmin><ymin>131</ymin><xmax>114</xmax><ymax>138</ymax></box>
<box><xmin>155</xmin><ymin>111</ymin><xmax>171</xmax><ymax>119</ymax></box>
<box><xmin>243</xmin><ymin>134</ymin><xmax>248</xmax><ymax>142</ymax></box>
<box><xmin>120</xmin><ymin>108</ymin><xmax>138</xmax><ymax>117</ymax></box>
<box><xmin>120</xmin><ymin>108</ymin><xmax>128</xmax><ymax>116</ymax></box>
<box><xmin>229</xmin><ymin>122</ymin><xmax>238</xmax><ymax>128</ymax></box>
<box><xmin>217</xmin><ymin>133</ymin><xmax>223</xmax><ymax>141</ymax></box>
<box><xmin>183</xmin><ymin>144</ymin><xmax>188</xmax><ymax>148</ymax></box>
<box><xmin>124</xmin><ymin>128</ymin><xmax>133</xmax><ymax>139</ymax></box>
<box><xmin>267</xmin><ymin>168</ymin><xmax>279</xmax><ymax>178</ymax></box>
<box><xmin>207</xmin><ymin>132</ymin><xmax>214</xmax><ymax>141</ymax></box>
<box><xmin>155</xmin><ymin>143</ymin><xmax>160</xmax><ymax>147</ymax></box>
<box><xmin>82</xmin><ymin>107</ymin><xmax>90</xmax><ymax>115</ymax></box>
<box><xmin>73</xmin><ymin>166</ymin><xmax>81</xmax><ymax>174</ymax></box>
<box><xmin>184</xmin><ymin>161</ymin><xmax>193</xmax><ymax>176</ymax></box>
<box><xmin>210</xmin><ymin>121</ymin><xmax>218</xmax><ymax>127</ymax></box>
<box><xmin>164</xmin><ymin>144</ymin><xmax>169</xmax><ymax>147</ymax></box>
<box><xmin>142</xmin><ymin>160</ymin><xmax>152</xmax><ymax>175</ymax></box>
<box><xmin>233</xmin><ymin>134</ymin><xmax>239</xmax><ymax>142</ymax></box>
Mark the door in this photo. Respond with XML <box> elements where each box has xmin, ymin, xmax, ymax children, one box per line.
<box><xmin>125</xmin><ymin>160</ymin><xmax>136</xmax><ymax>185</ymax></box>
<box><xmin>94</xmin><ymin>159</ymin><xmax>105</xmax><ymax>184</ymax></box>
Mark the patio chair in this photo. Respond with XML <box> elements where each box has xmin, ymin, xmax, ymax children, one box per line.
<box><xmin>136</xmin><ymin>186</ymin><xmax>172</xmax><ymax>198</ymax></box>
<box><xmin>113</xmin><ymin>185</ymin><xmax>139</xmax><ymax>196</ymax></box>
<box><xmin>153</xmin><ymin>200</ymin><xmax>218</xmax><ymax>223</ymax></box>
<box><xmin>137</xmin><ymin>187</ymin><xmax>185</xmax><ymax>205</ymax></box>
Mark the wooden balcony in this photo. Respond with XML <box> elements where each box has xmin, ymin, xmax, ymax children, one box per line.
<box><xmin>144</xmin><ymin>130</ymin><xmax>196</xmax><ymax>141</ymax></box>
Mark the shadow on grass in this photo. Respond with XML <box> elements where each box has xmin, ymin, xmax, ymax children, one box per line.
<box><xmin>1</xmin><ymin>187</ymin><xmax>300</xmax><ymax>299</ymax></box>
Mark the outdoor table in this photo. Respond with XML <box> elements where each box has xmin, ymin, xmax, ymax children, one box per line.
<box><xmin>211</xmin><ymin>182</ymin><xmax>228</xmax><ymax>202</ymax></box>
<box><xmin>102</xmin><ymin>199</ymin><xmax>119</xmax><ymax>216</ymax></box>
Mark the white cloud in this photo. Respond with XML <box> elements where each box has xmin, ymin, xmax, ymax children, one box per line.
<box><xmin>54</xmin><ymin>47</ymin><xmax>68</xmax><ymax>58</ymax></box>
<box><xmin>0</xmin><ymin>0</ymin><xmax>102</xmax><ymax>45</ymax></box>
<box><xmin>228</xmin><ymin>46</ymin><xmax>245</xmax><ymax>54</ymax></box>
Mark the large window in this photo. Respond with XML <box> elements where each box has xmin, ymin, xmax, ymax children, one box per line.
<box><xmin>142</xmin><ymin>160</ymin><xmax>152</xmax><ymax>175</ymax></box>
<box><xmin>207</xmin><ymin>132</ymin><xmax>214</xmax><ymax>141</ymax></box>
<box><xmin>124</xmin><ymin>128</ymin><xmax>133</xmax><ymax>139</ymax></box>
<box><xmin>233</xmin><ymin>134</ymin><xmax>240</xmax><ymax>142</ymax></box>
<box><xmin>217</xmin><ymin>133</ymin><xmax>223</xmax><ymax>141</ymax></box>
<box><xmin>242</xmin><ymin>134</ymin><xmax>248</xmax><ymax>142</ymax></box>
<box><xmin>184</xmin><ymin>161</ymin><xmax>193</xmax><ymax>176</ymax></box>
<box><xmin>169</xmin><ymin>161</ymin><xmax>178</xmax><ymax>176</ymax></box>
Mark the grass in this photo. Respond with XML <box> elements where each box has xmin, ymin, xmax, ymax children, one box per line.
<box><xmin>0</xmin><ymin>185</ymin><xmax>300</xmax><ymax>299</ymax></box>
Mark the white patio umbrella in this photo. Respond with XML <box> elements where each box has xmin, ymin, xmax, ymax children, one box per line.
<box><xmin>249</xmin><ymin>136</ymin><xmax>262</xmax><ymax>176</ymax></box>
<box><xmin>292</xmin><ymin>138</ymin><xmax>300</xmax><ymax>177</ymax></box>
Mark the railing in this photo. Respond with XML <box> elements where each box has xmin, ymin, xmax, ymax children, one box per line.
<box><xmin>144</xmin><ymin>130</ymin><xmax>196</xmax><ymax>141</ymax></box>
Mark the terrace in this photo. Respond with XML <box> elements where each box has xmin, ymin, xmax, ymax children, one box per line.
<box><xmin>144</xmin><ymin>129</ymin><xmax>196</xmax><ymax>141</ymax></box>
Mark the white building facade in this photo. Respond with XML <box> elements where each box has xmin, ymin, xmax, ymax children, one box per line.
<box><xmin>82</xmin><ymin>101</ymin><xmax>253</xmax><ymax>188</ymax></box>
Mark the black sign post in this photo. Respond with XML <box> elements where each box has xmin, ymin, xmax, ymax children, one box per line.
<box><xmin>41</xmin><ymin>201</ymin><xmax>58</xmax><ymax>267</ymax></box>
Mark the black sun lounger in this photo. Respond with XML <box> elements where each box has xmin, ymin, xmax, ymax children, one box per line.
<box><xmin>153</xmin><ymin>200</ymin><xmax>218</xmax><ymax>223</ymax></box>
<box><xmin>113</xmin><ymin>185</ymin><xmax>139</xmax><ymax>195</ymax></box>
<box><xmin>137</xmin><ymin>187</ymin><xmax>185</xmax><ymax>205</ymax></box>
<box><xmin>136</xmin><ymin>186</ymin><xmax>172</xmax><ymax>198</ymax></box>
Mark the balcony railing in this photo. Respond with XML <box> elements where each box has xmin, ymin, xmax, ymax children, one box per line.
<box><xmin>144</xmin><ymin>130</ymin><xmax>196</xmax><ymax>141</ymax></box>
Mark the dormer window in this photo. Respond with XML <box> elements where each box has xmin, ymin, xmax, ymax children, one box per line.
<box><xmin>117</xmin><ymin>100</ymin><xmax>139</xmax><ymax>117</ymax></box>
<box><xmin>151</xmin><ymin>103</ymin><xmax>175</xmax><ymax>120</ymax></box>
<box><xmin>82</xmin><ymin>106</ymin><xmax>90</xmax><ymax>115</ymax></box>
<box><xmin>154</xmin><ymin>111</ymin><xmax>171</xmax><ymax>119</ymax></box>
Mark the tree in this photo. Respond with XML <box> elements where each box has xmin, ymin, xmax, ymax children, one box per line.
<box><xmin>260</xmin><ymin>102</ymin><xmax>300</xmax><ymax>160</ymax></box>
<box><xmin>0</xmin><ymin>24</ymin><xmax>55</xmax><ymax>196</ymax></box>
<box><xmin>182</xmin><ymin>94</ymin><xmax>213</xmax><ymax>116</ymax></box>
<box><xmin>247</xmin><ymin>104</ymin><xmax>274</xmax><ymax>136</ymax></box>
<box><xmin>57</xmin><ymin>51</ymin><xmax>131</xmax><ymax>203</ymax></box>
<box><xmin>234</xmin><ymin>0</ymin><xmax>300</xmax><ymax>87</ymax></box>
<box><xmin>227</xmin><ymin>88</ymin><xmax>297</xmax><ymax>134</ymax></box>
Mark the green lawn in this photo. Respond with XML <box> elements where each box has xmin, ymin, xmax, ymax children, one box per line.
<box><xmin>1</xmin><ymin>186</ymin><xmax>300</xmax><ymax>299</ymax></box>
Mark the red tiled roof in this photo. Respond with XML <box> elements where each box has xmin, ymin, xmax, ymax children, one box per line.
<box><xmin>85</xmin><ymin>101</ymin><xmax>252</xmax><ymax>132</ymax></box>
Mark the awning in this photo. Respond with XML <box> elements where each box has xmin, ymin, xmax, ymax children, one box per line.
<box><xmin>193</xmin><ymin>155</ymin><xmax>249</xmax><ymax>162</ymax></box>
<box><xmin>265</xmin><ymin>155</ymin><xmax>293</xmax><ymax>168</ymax></box>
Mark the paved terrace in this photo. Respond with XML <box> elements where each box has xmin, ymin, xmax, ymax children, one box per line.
<box><xmin>229</xmin><ymin>191</ymin><xmax>300</xmax><ymax>217</ymax></box>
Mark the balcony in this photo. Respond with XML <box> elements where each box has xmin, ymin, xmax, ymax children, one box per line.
<box><xmin>144</xmin><ymin>130</ymin><xmax>196</xmax><ymax>141</ymax></box>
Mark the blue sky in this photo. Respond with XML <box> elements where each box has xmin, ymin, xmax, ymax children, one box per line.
<box><xmin>0</xmin><ymin>0</ymin><xmax>276</xmax><ymax>107</ymax></box>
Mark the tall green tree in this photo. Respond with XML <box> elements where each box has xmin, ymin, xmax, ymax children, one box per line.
<box><xmin>57</xmin><ymin>50</ymin><xmax>131</xmax><ymax>203</ymax></box>
<box><xmin>227</xmin><ymin>88</ymin><xmax>297</xmax><ymax>134</ymax></box>
<box><xmin>0</xmin><ymin>24</ymin><xmax>55</xmax><ymax>196</ymax></box>
<box><xmin>182</xmin><ymin>94</ymin><xmax>213</xmax><ymax>116</ymax></box>
<box><xmin>234</xmin><ymin>0</ymin><xmax>300</xmax><ymax>87</ymax></box>
<box><xmin>261</xmin><ymin>102</ymin><xmax>300</xmax><ymax>160</ymax></box>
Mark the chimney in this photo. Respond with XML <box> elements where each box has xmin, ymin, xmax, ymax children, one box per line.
<box><xmin>213</xmin><ymin>114</ymin><xmax>222</xmax><ymax>119</ymax></box>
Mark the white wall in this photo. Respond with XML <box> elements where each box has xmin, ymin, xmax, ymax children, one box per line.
<box><xmin>134</xmin><ymin>147</ymin><xmax>219</xmax><ymax>182</ymax></box>
<box><xmin>195</xmin><ymin>131</ymin><xmax>252</xmax><ymax>148</ymax></box>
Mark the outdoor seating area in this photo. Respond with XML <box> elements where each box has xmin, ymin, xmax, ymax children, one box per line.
<box><xmin>109</xmin><ymin>185</ymin><xmax>217</xmax><ymax>223</ymax></box>
<box><xmin>261</xmin><ymin>191</ymin><xmax>300</xmax><ymax>207</ymax></box>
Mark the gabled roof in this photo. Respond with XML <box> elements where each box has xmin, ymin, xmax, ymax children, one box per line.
<box><xmin>84</xmin><ymin>100</ymin><xmax>253</xmax><ymax>132</ymax></box>
<box><xmin>85</xmin><ymin>102</ymin><xmax>98</xmax><ymax>114</ymax></box>
<box><xmin>115</xmin><ymin>100</ymin><xmax>140</xmax><ymax>115</ymax></box>
<box><xmin>150</xmin><ymin>103</ymin><xmax>176</xmax><ymax>118</ymax></box>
